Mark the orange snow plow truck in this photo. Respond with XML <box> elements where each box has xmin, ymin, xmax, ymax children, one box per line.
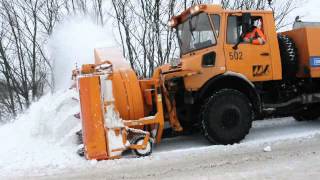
<box><xmin>74</xmin><ymin>4</ymin><xmax>320</xmax><ymax>160</ymax></box>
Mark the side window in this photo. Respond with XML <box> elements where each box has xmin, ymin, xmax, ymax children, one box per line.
<box><xmin>210</xmin><ymin>14</ymin><xmax>220</xmax><ymax>36</ymax></box>
<box><xmin>227</xmin><ymin>15</ymin><xmax>265</xmax><ymax>44</ymax></box>
<box><xmin>227</xmin><ymin>16</ymin><xmax>242</xmax><ymax>44</ymax></box>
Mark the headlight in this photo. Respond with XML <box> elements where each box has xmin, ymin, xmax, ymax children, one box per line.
<box><xmin>190</xmin><ymin>5</ymin><xmax>207</xmax><ymax>14</ymax></box>
<box><xmin>190</xmin><ymin>5</ymin><xmax>200</xmax><ymax>14</ymax></box>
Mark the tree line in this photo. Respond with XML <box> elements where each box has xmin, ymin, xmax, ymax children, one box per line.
<box><xmin>0</xmin><ymin>0</ymin><xmax>105</xmax><ymax>121</ymax></box>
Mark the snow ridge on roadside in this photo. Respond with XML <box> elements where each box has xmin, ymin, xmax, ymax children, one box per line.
<box><xmin>0</xmin><ymin>89</ymin><xmax>86</xmax><ymax>176</ymax></box>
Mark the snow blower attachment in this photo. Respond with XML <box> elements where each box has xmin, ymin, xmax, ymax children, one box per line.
<box><xmin>75</xmin><ymin>49</ymin><xmax>165</xmax><ymax>160</ymax></box>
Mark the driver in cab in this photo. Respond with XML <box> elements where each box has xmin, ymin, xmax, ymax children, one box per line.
<box><xmin>243</xmin><ymin>20</ymin><xmax>266</xmax><ymax>45</ymax></box>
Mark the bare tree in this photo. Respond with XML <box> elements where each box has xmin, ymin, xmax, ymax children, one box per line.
<box><xmin>0</xmin><ymin>0</ymin><xmax>111</xmax><ymax>122</ymax></box>
<box><xmin>111</xmin><ymin>0</ymin><xmax>180</xmax><ymax>77</ymax></box>
<box><xmin>0</xmin><ymin>23</ymin><xmax>17</xmax><ymax>117</ymax></box>
<box><xmin>37</xmin><ymin>0</ymin><xmax>61</xmax><ymax>35</ymax></box>
<box><xmin>0</xmin><ymin>0</ymin><xmax>55</xmax><ymax>121</ymax></box>
<box><xmin>93</xmin><ymin>0</ymin><xmax>104</xmax><ymax>24</ymax></box>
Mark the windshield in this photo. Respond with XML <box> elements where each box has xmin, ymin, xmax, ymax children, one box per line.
<box><xmin>177</xmin><ymin>13</ymin><xmax>217</xmax><ymax>55</ymax></box>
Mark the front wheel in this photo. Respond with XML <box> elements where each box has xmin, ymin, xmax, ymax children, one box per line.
<box><xmin>201</xmin><ymin>89</ymin><xmax>253</xmax><ymax>145</ymax></box>
<box><xmin>132</xmin><ymin>136</ymin><xmax>153</xmax><ymax>157</ymax></box>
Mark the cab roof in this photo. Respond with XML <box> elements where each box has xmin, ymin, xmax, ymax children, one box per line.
<box><xmin>170</xmin><ymin>4</ymin><xmax>273</xmax><ymax>28</ymax></box>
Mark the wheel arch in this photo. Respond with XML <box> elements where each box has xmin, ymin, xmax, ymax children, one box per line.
<box><xmin>198</xmin><ymin>72</ymin><xmax>262</xmax><ymax>118</ymax></box>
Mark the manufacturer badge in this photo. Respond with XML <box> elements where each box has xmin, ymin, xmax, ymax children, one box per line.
<box><xmin>310</xmin><ymin>57</ymin><xmax>320</xmax><ymax>67</ymax></box>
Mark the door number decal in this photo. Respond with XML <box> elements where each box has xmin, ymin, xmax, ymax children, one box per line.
<box><xmin>229</xmin><ymin>51</ymin><xmax>243</xmax><ymax>60</ymax></box>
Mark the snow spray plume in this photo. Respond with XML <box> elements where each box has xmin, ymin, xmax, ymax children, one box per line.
<box><xmin>49</xmin><ymin>16</ymin><xmax>116</xmax><ymax>91</ymax></box>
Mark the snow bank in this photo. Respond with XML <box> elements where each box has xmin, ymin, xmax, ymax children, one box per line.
<box><xmin>0</xmin><ymin>89</ymin><xmax>88</xmax><ymax>176</ymax></box>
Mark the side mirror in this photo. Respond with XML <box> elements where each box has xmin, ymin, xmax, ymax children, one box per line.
<box><xmin>242</xmin><ymin>13</ymin><xmax>252</xmax><ymax>34</ymax></box>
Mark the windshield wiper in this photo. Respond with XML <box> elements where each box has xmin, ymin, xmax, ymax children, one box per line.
<box><xmin>188</xmin><ymin>15</ymin><xmax>195</xmax><ymax>41</ymax></box>
<box><xmin>175</xmin><ymin>30</ymin><xmax>183</xmax><ymax>56</ymax></box>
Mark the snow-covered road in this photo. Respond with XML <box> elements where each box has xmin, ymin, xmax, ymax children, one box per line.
<box><xmin>4</xmin><ymin>117</ymin><xmax>320</xmax><ymax>180</ymax></box>
<box><xmin>43</xmin><ymin>133</ymin><xmax>320</xmax><ymax>180</ymax></box>
<box><xmin>154</xmin><ymin>117</ymin><xmax>320</xmax><ymax>153</ymax></box>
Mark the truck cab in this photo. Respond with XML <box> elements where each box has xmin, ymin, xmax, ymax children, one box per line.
<box><xmin>164</xmin><ymin>5</ymin><xmax>282</xmax><ymax>90</ymax></box>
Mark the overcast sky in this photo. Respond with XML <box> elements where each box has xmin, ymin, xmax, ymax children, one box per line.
<box><xmin>291</xmin><ymin>0</ymin><xmax>320</xmax><ymax>21</ymax></box>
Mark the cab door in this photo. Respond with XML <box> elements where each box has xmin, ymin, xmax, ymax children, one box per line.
<box><xmin>179</xmin><ymin>13</ymin><xmax>226</xmax><ymax>90</ymax></box>
<box><xmin>224</xmin><ymin>13</ymin><xmax>273</xmax><ymax>82</ymax></box>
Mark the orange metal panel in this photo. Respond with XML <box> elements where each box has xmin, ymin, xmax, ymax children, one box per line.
<box><xmin>78</xmin><ymin>76</ymin><xmax>108</xmax><ymax>160</ymax></box>
<box><xmin>264</xmin><ymin>14</ymin><xmax>282</xmax><ymax>80</ymax></box>
<box><xmin>283</xmin><ymin>27</ymin><xmax>320</xmax><ymax>78</ymax></box>
<box><xmin>139</xmin><ymin>80</ymin><xmax>153</xmax><ymax>105</ymax></box>
<box><xmin>111</xmin><ymin>70</ymin><xmax>130</xmax><ymax>119</ymax></box>
<box><xmin>121</xmin><ymin>69</ymin><xmax>145</xmax><ymax>119</ymax></box>
<box><xmin>94</xmin><ymin>47</ymin><xmax>145</xmax><ymax>120</ymax></box>
<box><xmin>110</xmin><ymin>68</ymin><xmax>145</xmax><ymax>120</ymax></box>
<box><xmin>143</xmin><ymin>89</ymin><xmax>153</xmax><ymax>106</ymax></box>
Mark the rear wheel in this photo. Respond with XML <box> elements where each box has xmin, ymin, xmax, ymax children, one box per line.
<box><xmin>201</xmin><ymin>89</ymin><xmax>253</xmax><ymax>145</ymax></box>
<box><xmin>277</xmin><ymin>34</ymin><xmax>298</xmax><ymax>79</ymax></box>
<box><xmin>294</xmin><ymin>115</ymin><xmax>318</xmax><ymax>121</ymax></box>
<box><xmin>293</xmin><ymin>105</ymin><xmax>320</xmax><ymax>121</ymax></box>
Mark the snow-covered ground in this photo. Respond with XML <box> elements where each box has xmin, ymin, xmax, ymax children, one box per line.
<box><xmin>0</xmin><ymin>90</ymin><xmax>84</xmax><ymax>176</ymax></box>
<box><xmin>42</xmin><ymin>133</ymin><xmax>320</xmax><ymax>180</ymax></box>
<box><xmin>1</xmin><ymin>87</ymin><xmax>320</xmax><ymax>179</ymax></box>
